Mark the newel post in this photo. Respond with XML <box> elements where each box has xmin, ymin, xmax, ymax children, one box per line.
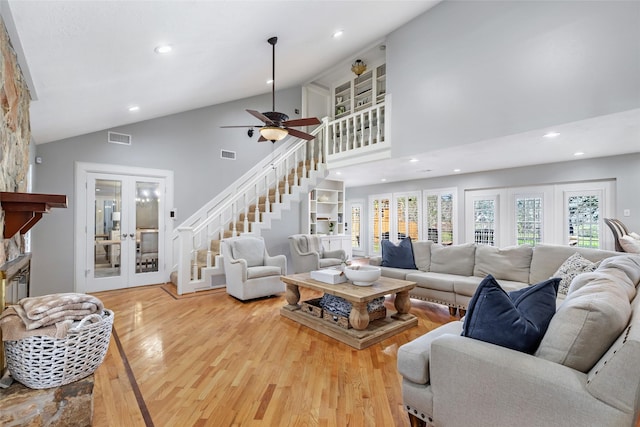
<box><xmin>176</xmin><ymin>227</ymin><xmax>194</xmax><ymax>295</ymax></box>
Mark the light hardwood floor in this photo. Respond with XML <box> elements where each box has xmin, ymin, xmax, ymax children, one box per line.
<box><xmin>91</xmin><ymin>284</ymin><xmax>452</xmax><ymax>426</ymax></box>
<box><xmin>91</xmin><ymin>284</ymin><xmax>640</xmax><ymax>427</ymax></box>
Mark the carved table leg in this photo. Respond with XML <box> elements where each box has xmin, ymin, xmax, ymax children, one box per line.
<box><xmin>448</xmin><ymin>306</ymin><xmax>458</xmax><ymax>316</ymax></box>
<box><xmin>394</xmin><ymin>290</ymin><xmax>411</xmax><ymax>315</ymax></box>
<box><xmin>349</xmin><ymin>301</ymin><xmax>370</xmax><ymax>330</ymax></box>
<box><xmin>285</xmin><ymin>283</ymin><xmax>300</xmax><ymax>308</ymax></box>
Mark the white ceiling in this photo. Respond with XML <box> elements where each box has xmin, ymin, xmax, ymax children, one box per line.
<box><xmin>4</xmin><ymin>0</ymin><xmax>439</xmax><ymax>144</ymax></box>
<box><xmin>3</xmin><ymin>0</ymin><xmax>639</xmax><ymax>188</ymax></box>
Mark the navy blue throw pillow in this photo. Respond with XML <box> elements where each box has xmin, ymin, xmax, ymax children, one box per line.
<box><xmin>381</xmin><ymin>237</ymin><xmax>417</xmax><ymax>269</ymax></box>
<box><xmin>461</xmin><ymin>275</ymin><xmax>560</xmax><ymax>354</ymax></box>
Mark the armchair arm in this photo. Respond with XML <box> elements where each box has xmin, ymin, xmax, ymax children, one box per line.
<box><xmin>290</xmin><ymin>250</ymin><xmax>320</xmax><ymax>273</ymax></box>
<box><xmin>323</xmin><ymin>248</ymin><xmax>346</xmax><ymax>261</ymax></box>
<box><xmin>226</xmin><ymin>257</ymin><xmax>248</xmax><ymax>282</ymax></box>
<box><xmin>265</xmin><ymin>253</ymin><xmax>287</xmax><ymax>275</ymax></box>
<box><xmin>428</xmin><ymin>334</ymin><xmax>622</xmax><ymax>426</ymax></box>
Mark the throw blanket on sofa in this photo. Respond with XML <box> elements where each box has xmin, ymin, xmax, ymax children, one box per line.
<box><xmin>14</xmin><ymin>293</ymin><xmax>104</xmax><ymax>330</ymax></box>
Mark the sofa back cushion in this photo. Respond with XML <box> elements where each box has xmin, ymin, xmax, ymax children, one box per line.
<box><xmin>529</xmin><ymin>244</ymin><xmax>618</xmax><ymax>284</ymax></box>
<box><xmin>412</xmin><ymin>240</ymin><xmax>433</xmax><ymax>272</ymax></box>
<box><xmin>473</xmin><ymin>244</ymin><xmax>532</xmax><ymax>283</ymax></box>
<box><xmin>230</xmin><ymin>237</ymin><xmax>265</xmax><ymax>267</ymax></box>
<box><xmin>535</xmin><ymin>272</ymin><xmax>632</xmax><ymax>372</ymax></box>
<box><xmin>381</xmin><ymin>237</ymin><xmax>417</xmax><ymax>269</ymax></box>
<box><xmin>430</xmin><ymin>243</ymin><xmax>476</xmax><ymax>276</ymax></box>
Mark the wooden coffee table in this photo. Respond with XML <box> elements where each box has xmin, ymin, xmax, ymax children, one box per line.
<box><xmin>280</xmin><ymin>273</ymin><xmax>418</xmax><ymax>349</ymax></box>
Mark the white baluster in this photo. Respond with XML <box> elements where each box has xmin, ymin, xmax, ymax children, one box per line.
<box><xmin>232</xmin><ymin>202</ymin><xmax>237</xmax><ymax>236</ymax></box>
<box><xmin>264</xmin><ymin>175</ymin><xmax>270</xmax><ymax>213</ymax></box>
<box><xmin>376</xmin><ymin>107</ymin><xmax>381</xmax><ymax>144</ymax></box>
<box><xmin>310</xmin><ymin>138</ymin><xmax>316</xmax><ymax>169</ymax></box>
<box><xmin>254</xmin><ymin>183</ymin><xmax>260</xmax><ymax>223</ymax></box>
<box><xmin>294</xmin><ymin>151</ymin><xmax>299</xmax><ymax>184</ymax></box>
<box><xmin>302</xmin><ymin>145</ymin><xmax>307</xmax><ymax>177</ymax></box>
<box><xmin>243</xmin><ymin>193</ymin><xmax>249</xmax><ymax>233</ymax></box>
<box><xmin>192</xmin><ymin>250</ymin><xmax>198</xmax><ymax>280</ymax></box>
<box><xmin>274</xmin><ymin>166</ymin><xmax>280</xmax><ymax>204</ymax></box>
<box><xmin>284</xmin><ymin>158</ymin><xmax>289</xmax><ymax>195</ymax></box>
<box><xmin>206</xmin><ymin>245</ymin><xmax>212</xmax><ymax>268</ymax></box>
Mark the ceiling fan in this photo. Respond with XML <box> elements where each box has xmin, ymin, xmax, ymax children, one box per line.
<box><xmin>221</xmin><ymin>37</ymin><xmax>321</xmax><ymax>143</ymax></box>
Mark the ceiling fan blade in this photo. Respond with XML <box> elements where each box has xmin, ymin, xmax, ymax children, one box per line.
<box><xmin>286</xmin><ymin>128</ymin><xmax>316</xmax><ymax>141</ymax></box>
<box><xmin>258</xmin><ymin>135</ymin><xmax>268</xmax><ymax>142</ymax></box>
<box><xmin>220</xmin><ymin>125</ymin><xmax>260</xmax><ymax>128</ymax></box>
<box><xmin>246</xmin><ymin>109</ymin><xmax>271</xmax><ymax>123</ymax></box>
<box><xmin>283</xmin><ymin>117</ymin><xmax>321</xmax><ymax>127</ymax></box>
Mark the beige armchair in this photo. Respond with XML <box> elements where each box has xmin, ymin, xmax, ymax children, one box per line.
<box><xmin>221</xmin><ymin>236</ymin><xmax>286</xmax><ymax>301</ymax></box>
<box><xmin>288</xmin><ymin>234</ymin><xmax>346</xmax><ymax>274</ymax></box>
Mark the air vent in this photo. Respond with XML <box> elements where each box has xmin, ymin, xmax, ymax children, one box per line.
<box><xmin>108</xmin><ymin>131</ymin><xmax>132</xmax><ymax>145</ymax></box>
<box><xmin>221</xmin><ymin>150</ymin><xmax>236</xmax><ymax>160</ymax></box>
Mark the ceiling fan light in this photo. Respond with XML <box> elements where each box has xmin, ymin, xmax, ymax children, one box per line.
<box><xmin>260</xmin><ymin>126</ymin><xmax>288</xmax><ymax>141</ymax></box>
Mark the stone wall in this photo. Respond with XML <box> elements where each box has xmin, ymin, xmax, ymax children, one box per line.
<box><xmin>0</xmin><ymin>17</ymin><xmax>31</xmax><ymax>265</ymax></box>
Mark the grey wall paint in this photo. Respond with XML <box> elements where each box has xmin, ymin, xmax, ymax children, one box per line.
<box><xmin>31</xmin><ymin>87</ymin><xmax>303</xmax><ymax>296</ymax></box>
<box><xmin>387</xmin><ymin>0</ymin><xmax>640</xmax><ymax>157</ymax></box>
<box><xmin>347</xmin><ymin>153</ymin><xmax>640</xmax><ymax>251</ymax></box>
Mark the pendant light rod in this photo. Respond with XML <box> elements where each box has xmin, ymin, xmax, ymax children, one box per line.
<box><xmin>268</xmin><ymin>36</ymin><xmax>277</xmax><ymax>112</ymax></box>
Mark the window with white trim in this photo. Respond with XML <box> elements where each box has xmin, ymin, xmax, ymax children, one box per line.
<box><xmin>423</xmin><ymin>188</ymin><xmax>456</xmax><ymax>245</ymax></box>
<box><xmin>394</xmin><ymin>193</ymin><xmax>420</xmax><ymax>241</ymax></box>
<box><xmin>369</xmin><ymin>194</ymin><xmax>391</xmax><ymax>255</ymax></box>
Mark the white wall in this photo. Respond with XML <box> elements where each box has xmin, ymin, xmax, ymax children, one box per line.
<box><xmin>347</xmin><ymin>153</ymin><xmax>640</xmax><ymax>254</ymax></box>
<box><xmin>387</xmin><ymin>0</ymin><xmax>640</xmax><ymax>157</ymax></box>
<box><xmin>32</xmin><ymin>87</ymin><xmax>303</xmax><ymax>295</ymax></box>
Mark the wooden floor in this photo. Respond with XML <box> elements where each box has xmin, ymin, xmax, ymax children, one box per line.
<box><xmin>91</xmin><ymin>284</ymin><xmax>453</xmax><ymax>427</ymax></box>
<box><xmin>90</xmin><ymin>284</ymin><xmax>640</xmax><ymax>427</ymax></box>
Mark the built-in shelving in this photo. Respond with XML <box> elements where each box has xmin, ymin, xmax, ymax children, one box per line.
<box><xmin>333</xmin><ymin>63</ymin><xmax>386</xmax><ymax>120</ymax></box>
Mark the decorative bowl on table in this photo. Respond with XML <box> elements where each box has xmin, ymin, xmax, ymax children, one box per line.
<box><xmin>343</xmin><ymin>265</ymin><xmax>381</xmax><ymax>286</ymax></box>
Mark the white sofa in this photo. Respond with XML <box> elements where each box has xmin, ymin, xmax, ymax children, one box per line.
<box><xmin>370</xmin><ymin>242</ymin><xmax>620</xmax><ymax>315</ymax></box>
<box><xmin>397</xmin><ymin>254</ymin><xmax>640</xmax><ymax>427</ymax></box>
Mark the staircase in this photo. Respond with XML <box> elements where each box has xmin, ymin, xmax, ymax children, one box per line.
<box><xmin>171</xmin><ymin>121</ymin><xmax>329</xmax><ymax>295</ymax></box>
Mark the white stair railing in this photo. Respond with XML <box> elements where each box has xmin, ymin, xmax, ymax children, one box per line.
<box><xmin>172</xmin><ymin>120</ymin><xmax>328</xmax><ymax>294</ymax></box>
<box><xmin>327</xmin><ymin>100</ymin><xmax>387</xmax><ymax>156</ymax></box>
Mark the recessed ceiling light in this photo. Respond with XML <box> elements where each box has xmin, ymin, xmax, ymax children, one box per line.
<box><xmin>453</xmin><ymin>168</ymin><xmax>461</xmax><ymax>173</ymax></box>
<box><xmin>335</xmin><ymin>171</ymin><xmax>342</xmax><ymax>175</ymax></box>
<box><xmin>333</xmin><ymin>30</ymin><xmax>344</xmax><ymax>38</ymax></box>
<box><xmin>154</xmin><ymin>45</ymin><xmax>172</xmax><ymax>54</ymax></box>
<box><xmin>266</xmin><ymin>79</ymin><xmax>274</xmax><ymax>85</ymax></box>
<box><xmin>543</xmin><ymin>131</ymin><xmax>560</xmax><ymax>138</ymax></box>
<box><xmin>381</xmin><ymin>178</ymin><xmax>387</xmax><ymax>182</ymax></box>
<box><xmin>128</xmin><ymin>105</ymin><xmax>140</xmax><ymax>112</ymax></box>
<box><xmin>409</xmin><ymin>158</ymin><xmax>419</xmax><ymax>163</ymax></box>
<box><xmin>574</xmin><ymin>151</ymin><xmax>585</xmax><ymax>156</ymax></box>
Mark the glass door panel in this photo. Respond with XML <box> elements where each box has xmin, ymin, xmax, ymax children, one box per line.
<box><xmin>135</xmin><ymin>181</ymin><xmax>160</xmax><ymax>274</ymax></box>
<box><xmin>93</xmin><ymin>179</ymin><xmax>122</xmax><ymax>279</ymax></box>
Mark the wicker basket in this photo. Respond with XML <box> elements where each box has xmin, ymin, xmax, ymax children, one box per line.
<box><xmin>4</xmin><ymin>309</ymin><xmax>114</xmax><ymax>389</ymax></box>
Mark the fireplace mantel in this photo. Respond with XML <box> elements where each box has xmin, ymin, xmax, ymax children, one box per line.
<box><xmin>0</xmin><ymin>192</ymin><xmax>67</xmax><ymax>238</ymax></box>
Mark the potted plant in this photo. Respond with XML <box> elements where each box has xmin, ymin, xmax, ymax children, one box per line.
<box><xmin>328</xmin><ymin>221</ymin><xmax>335</xmax><ymax>235</ymax></box>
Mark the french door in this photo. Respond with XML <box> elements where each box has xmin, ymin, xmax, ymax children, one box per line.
<box><xmin>76</xmin><ymin>163</ymin><xmax>173</xmax><ymax>293</ymax></box>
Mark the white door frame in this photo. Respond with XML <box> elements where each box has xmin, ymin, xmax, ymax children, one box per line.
<box><xmin>75</xmin><ymin>162</ymin><xmax>174</xmax><ymax>293</ymax></box>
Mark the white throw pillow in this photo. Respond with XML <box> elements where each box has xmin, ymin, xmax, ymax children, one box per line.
<box><xmin>619</xmin><ymin>235</ymin><xmax>640</xmax><ymax>254</ymax></box>
<box><xmin>629</xmin><ymin>231</ymin><xmax>640</xmax><ymax>240</ymax></box>
<box><xmin>551</xmin><ymin>252</ymin><xmax>600</xmax><ymax>296</ymax></box>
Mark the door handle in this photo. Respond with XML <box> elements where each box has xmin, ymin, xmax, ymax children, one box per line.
<box><xmin>121</xmin><ymin>234</ymin><xmax>128</xmax><ymax>240</ymax></box>
<box><xmin>129</xmin><ymin>233</ymin><xmax>135</xmax><ymax>239</ymax></box>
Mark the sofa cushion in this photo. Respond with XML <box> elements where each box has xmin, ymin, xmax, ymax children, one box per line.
<box><xmin>619</xmin><ymin>235</ymin><xmax>640</xmax><ymax>253</ymax></box>
<box><xmin>382</xmin><ymin>237</ymin><xmax>417</xmax><ymax>269</ymax></box>
<box><xmin>380</xmin><ymin>266</ymin><xmax>412</xmax><ymax>280</ymax></box>
<box><xmin>552</xmin><ymin>252</ymin><xmax>601</xmax><ymax>296</ymax></box>
<box><xmin>569</xmin><ymin>257</ymin><xmax>639</xmax><ymax>301</ymax></box>
<box><xmin>596</xmin><ymin>254</ymin><xmax>640</xmax><ymax>287</ymax></box>
<box><xmin>453</xmin><ymin>277</ymin><xmax>526</xmax><ymax>298</ymax></box>
<box><xmin>529</xmin><ymin>244</ymin><xmax>618</xmax><ymax>284</ymax></box>
<box><xmin>406</xmin><ymin>272</ymin><xmax>461</xmax><ymax>292</ymax></box>
<box><xmin>246</xmin><ymin>265</ymin><xmax>281</xmax><ymax>279</ymax></box>
<box><xmin>535</xmin><ymin>278</ymin><xmax>631</xmax><ymax>372</ymax></box>
<box><xmin>230</xmin><ymin>237</ymin><xmax>264</xmax><ymax>267</ymax></box>
<box><xmin>430</xmin><ymin>243</ymin><xmax>476</xmax><ymax>276</ymax></box>
<box><xmin>412</xmin><ymin>240</ymin><xmax>433</xmax><ymax>272</ymax></box>
<box><xmin>473</xmin><ymin>244</ymin><xmax>533</xmax><ymax>283</ymax></box>
<box><xmin>462</xmin><ymin>275</ymin><xmax>560</xmax><ymax>354</ymax></box>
